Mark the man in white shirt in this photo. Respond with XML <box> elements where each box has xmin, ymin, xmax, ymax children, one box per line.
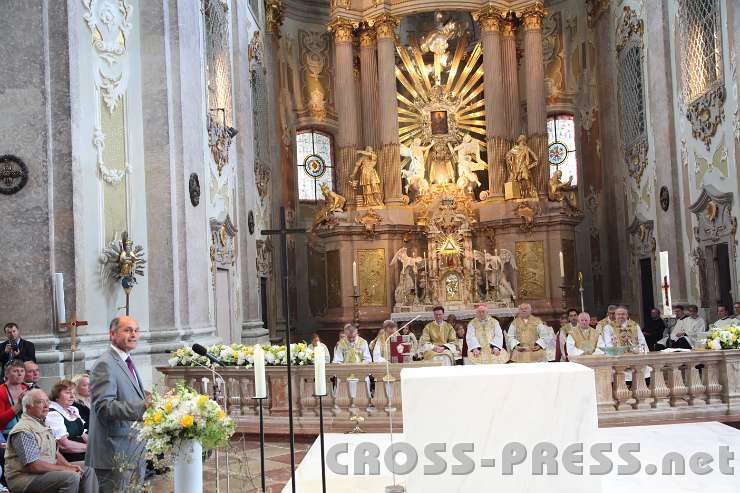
<box><xmin>669</xmin><ymin>304</ymin><xmax>706</xmax><ymax>349</ymax></box>
<box><xmin>711</xmin><ymin>304</ymin><xmax>736</xmax><ymax>329</ymax></box>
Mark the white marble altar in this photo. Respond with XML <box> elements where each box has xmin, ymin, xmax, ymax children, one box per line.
<box><xmin>401</xmin><ymin>362</ymin><xmax>601</xmax><ymax>492</ymax></box>
<box><xmin>282</xmin><ymin>422</ymin><xmax>740</xmax><ymax>493</ymax></box>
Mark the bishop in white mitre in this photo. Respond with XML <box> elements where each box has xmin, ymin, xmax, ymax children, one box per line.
<box><xmin>466</xmin><ymin>304</ymin><xmax>508</xmax><ymax>364</ymax></box>
<box><xmin>506</xmin><ymin>303</ymin><xmax>549</xmax><ymax>363</ymax></box>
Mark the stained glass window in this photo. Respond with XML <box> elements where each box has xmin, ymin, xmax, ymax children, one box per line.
<box><xmin>297</xmin><ymin>130</ymin><xmax>334</xmax><ymax>201</ymax></box>
<box><xmin>546</xmin><ymin>114</ymin><xmax>578</xmax><ymax>185</ymax></box>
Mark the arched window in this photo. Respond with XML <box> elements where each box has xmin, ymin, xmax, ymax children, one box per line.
<box><xmin>546</xmin><ymin>114</ymin><xmax>578</xmax><ymax>185</ymax></box>
<box><xmin>296</xmin><ymin>129</ymin><xmax>334</xmax><ymax>202</ymax></box>
<box><xmin>677</xmin><ymin>0</ymin><xmax>723</xmax><ymax>103</ymax></box>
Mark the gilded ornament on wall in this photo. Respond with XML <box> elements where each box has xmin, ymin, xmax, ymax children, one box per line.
<box><xmin>514</xmin><ymin>241</ymin><xmax>545</xmax><ymax>299</ymax></box>
<box><xmin>358</xmin><ymin>249</ymin><xmax>387</xmax><ymax>307</ymax></box>
<box><xmin>326</xmin><ymin>250</ymin><xmax>342</xmax><ymax>308</ymax></box>
<box><xmin>615</xmin><ymin>6</ymin><xmax>644</xmax><ymax>53</ymax></box>
<box><xmin>686</xmin><ymin>83</ymin><xmax>726</xmax><ymax>151</ymax></box>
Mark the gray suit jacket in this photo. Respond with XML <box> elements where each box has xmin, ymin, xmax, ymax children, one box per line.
<box><xmin>85</xmin><ymin>347</ymin><xmax>147</xmax><ymax>470</ymax></box>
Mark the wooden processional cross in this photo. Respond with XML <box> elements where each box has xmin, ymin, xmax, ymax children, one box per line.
<box><xmin>261</xmin><ymin>206</ymin><xmax>306</xmax><ymax>493</ymax></box>
<box><xmin>59</xmin><ymin>311</ymin><xmax>88</xmax><ymax>353</ymax></box>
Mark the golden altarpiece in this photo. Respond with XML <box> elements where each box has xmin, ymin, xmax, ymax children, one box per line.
<box><xmin>311</xmin><ymin>1</ymin><xmax>582</xmax><ymax>331</ymax></box>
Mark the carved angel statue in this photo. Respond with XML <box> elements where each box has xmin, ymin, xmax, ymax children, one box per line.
<box><xmin>100</xmin><ymin>231</ymin><xmax>147</xmax><ymax>285</ymax></box>
<box><xmin>400</xmin><ymin>137</ymin><xmax>432</xmax><ymax>195</ymax></box>
<box><xmin>420</xmin><ymin>11</ymin><xmax>462</xmax><ymax>56</ymax></box>
<box><xmin>505</xmin><ymin>135</ymin><xmax>539</xmax><ymax>199</ymax></box>
<box><xmin>350</xmin><ymin>146</ymin><xmax>383</xmax><ymax>206</ymax></box>
<box><xmin>307</xmin><ymin>184</ymin><xmax>346</xmax><ymax>233</ymax></box>
<box><xmin>390</xmin><ymin>247</ymin><xmax>423</xmax><ymax>305</ymax></box>
<box><xmin>474</xmin><ymin>249</ymin><xmax>517</xmax><ymax>302</ymax></box>
<box><xmin>449</xmin><ymin>134</ymin><xmax>486</xmax><ymax>190</ymax></box>
<box><xmin>547</xmin><ymin>169</ymin><xmax>578</xmax><ymax>210</ymax></box>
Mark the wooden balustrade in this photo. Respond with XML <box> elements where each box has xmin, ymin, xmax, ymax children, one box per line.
<box><xmin>158</xmin><ymin>350</ymin><xmax>740</xmax><ymax>434</ymax></box>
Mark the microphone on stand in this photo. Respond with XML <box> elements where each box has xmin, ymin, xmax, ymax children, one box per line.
<box><xmin>192</xmin><ymin>343</ymin><xmax>223</xmax><ymax>366</ymax></box>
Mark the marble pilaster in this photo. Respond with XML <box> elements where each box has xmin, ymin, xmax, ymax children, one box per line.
<box><xmin>329</xmin><ymin>17</ymin><xmax>360</xmax><ymax>205</ymax></box>
<box><xmin>375</xmin><ymin>14</ymin><xmax>402</xmax><ymax>204</ymax></box>
<box><xmin>522</xmin><ymin>3</ymin><xmax>549</xmax><ymax>195</ymax></box>
<box><xmin>474</xmin><ymin>6</ymin><xmax>506</xmax><ymax>197</ymax></box>
<box><xmin>501</xmin><ymin>17</ymin><xmax>521</xmax><ymax>140</ymax></box>
<box><xmin>359</xmin><ymin>27</ymin><xmax>380</xmax><ymax>150</ymax></box>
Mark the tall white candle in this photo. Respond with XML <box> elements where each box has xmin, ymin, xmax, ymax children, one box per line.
<box><xmin>559</xmin><ymin>251</ymin><xmax>565</xmax><ymax>279</ymax></box>
<box><xmin>314</xmin><ymin>345</ymin><xmax>326</xmax><ymax>396</ymax></box>
<box><xmin>253</xmin><ymin>344</ymin><xmax>267</xmax><ymax>399</ymax></box>
<box><xmin>54</xmin><ymin>273</ymin><xmax>66</xmax><ymax>323</ymax></box>
<box><xmin>352</xmin><ymin>260</ymin><xmax>358</xmax><ymax>288</ymax></box>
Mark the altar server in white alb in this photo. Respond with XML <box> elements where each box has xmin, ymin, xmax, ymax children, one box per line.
<box><xmin>466</xmin><ymin>304</ymin><xmax>507</xmax><ymax>364</ymax></box>
<box><xmin>711</xmin><ymin>304</ymin><xmax>737</xmax><ymax>330</ymax></box>
<box><xmin>565</xmin><ymin>312</ymin><xmax>605</xmax><ymax>358</ymax></box>
<box><xmin>669</xmin><ymin>304</ymin><xmax>706</xmax><ymax>349</ymax></box>
<box><xmin>332</xmin><ymin>324</ymin><xmax>371</xmax><ymax>364</ymax></box>
<box><xmin>370</xmin><ymin>320</ymin><xmax>397</xmax><ymax>363</ymax></box>
<box><xmin>506</xmin><ymin>303</ymin><xmax>549</xmax><ymax>363</ymax></box>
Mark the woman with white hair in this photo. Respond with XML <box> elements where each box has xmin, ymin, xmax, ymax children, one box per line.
<box><xmin>71</xmin><ymin>373</ymin><xmax>91</xmax><ymax>426</ymax></box>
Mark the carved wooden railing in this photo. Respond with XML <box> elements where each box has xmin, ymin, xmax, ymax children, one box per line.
<box><xmin>159</xmin><ymin>361</ymin><xmax>442</xmax><ymax>434</ymax></box>
<box><xmin>572</xmin><ymin>349</ymin><xmax>740</xmax><ymax>426</ymax></box>
<box><xmin>159</xmin><ymin>350</ymin><xmax>740</xmax><ymax>433</ymax></box>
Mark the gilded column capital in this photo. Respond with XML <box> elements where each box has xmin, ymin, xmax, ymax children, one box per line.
<box><xmin>328</xmin><ymin>17</ymin><xmax>358</xmax><ymax>44</ymax></box>
<box><xmin>501</xmin><ymin>15</ymin><xmax>516</xmax><ymax>38</ymax></box>
<box><xmin>359</xmin><ymin>26</ymin><xmax>376</xmax><ymax>47</ymax></box>
<box><xmin>371</xmin><ymin>13</ymin><xmax>400</xmax><ymax>39</ymax></box>
<box><xmin>520</xmin><ymin>2</ymin><xmax>547</xmax><ymax>31</ymax></box>
<box><xmin>472</xmin><ymin>6</ymin><xmax>503</xmax><ymax>33</ymax></box>
<box><xmin>265</xmin><ymin>0</ymin><xmax>284</xmax><ymax>34</ymax></box>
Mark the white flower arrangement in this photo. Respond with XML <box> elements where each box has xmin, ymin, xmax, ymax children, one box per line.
<box><xmin>168</xmin><ymin>342</ymin><xmax>317</xmax><ymax>367</ymax></box>
<box><xmin>705</xmin><ymin>326</ymin><xmax>740</xmax><ymax>350</ymax></box>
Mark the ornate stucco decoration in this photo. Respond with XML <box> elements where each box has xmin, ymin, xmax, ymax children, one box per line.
<box><xmin>694</xmin><ymin>135</ymin><xmax>728</xmax><ymax>184</ymax></box>
<box><xmin>327</xmin><ymin>17</ymin><xmax>357</xmax><ymax>43</ymax></box>
<box><xmin>256</xmin><ymin>239</ymin><xmax>273</xmax><ymax>278</ymax></box>
<box><xmin>82</xmin><ymin>0</ymin><xmax>133</xmax><ymax>112</ymax></box>
<box><xmin>355</xmin><ymin>209</ymin><xmax>383</xmax><ymax>238</ymax></box>
<box><xmin>299</xmin><ymin>30</ymin><xmax>330</xmax><ymax>120</ymax></box>
<box><xmin>207</xmin><ymin>114</ymin><xmax>238</xmax><ymax>176</ymax></box>
<box><xmin>686</xmin><ymin>83</ymin><xmax>726</xmax><ymax>151</ymax></box>
<box><xmin>689</xmin><ymin>186</ymin><xmax>735</xmax><ymax>254</ymax></box>
<box><xmin>254</xmin><ymin>159</ymin><xmax>271</xmax><ymax>203</ymax></box>
<box><xmin>615</xmin><ymin>6</ymin><xmax>643</xmax><ymax>53</ymax></box>
<box><xmin>586</xmin><ymin>0</ymin><xmax>610</xmax><ymax>27</ymax></box>
<box><xmin>626</xmin><ymin>216</ymin><xmax>655</xmax><ymax>260</ymax></box>
<box><xmin>513</xmin><ymin>200</ymin><xmax>540</xmax><ymax>234</ymax></box>
<box><xmin>519</xmin><ymin>2</ymin><xmax>547</xmax><ymax>31</ymax></box>
<box><xmin>472</xmin><ymin>6</ymin><xmax>503</xmax><ymax>32</ymax></box>
<box><xmin>731</xmin><ymin>49</ymin><xmax>739</xmax><ymax>142</ymax></box>
<box><xmin>265</xmin><ymin>0</ymin><xmax>284</xmax><ymax>34</ymax></box>
<box><xmin>248</xmin><ymin>30</ymin><xmax>263</xmax><ymax>66</ymax></box>
<box><xmin>626</xmin><ymin>136</ymin><xmax>648</xmax><ymax>184</ymax></box>
<box><xmin>210</xmin><ymin>214</ymin><xmax>238</xmax><ymax>267</ymax></box>
<box><xmin>93</xmin><ymin>128</ymin><xmax>131</xmax><ymax>185</ymax></box>
<box><xmin>370</xmin><ymin>13</ymin><xmax>399</xmax><ymax>39</ymax></box>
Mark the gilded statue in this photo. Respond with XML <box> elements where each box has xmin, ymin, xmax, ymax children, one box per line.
<box><xmin>547</xmin><ymin>169</ymin><xmax>578</xmax><ymax>209</ymax></box>
<box><xmin>350</xmin><ymin>146</ymin><xmax>383</xmax><ymax>207</ymax></box>
<box><xmin>505</xmin><ymin>135</ymin><xmax>539</xmax><ymax>199</ymax></box>
<box><xmin>428</xmin><ymin>141</ymin><xmax>454</xmax><ymax>185</ymax></box>
<box><xmin>400</xmin><ymin>137</ymin><xmax>432</xmax><ymax>195</ymax></box>
<box><xmin>308</xmin><ymin>183</ymin><xmax>345</xmax><ymax>233</ymax></box>
<box><xmin>100</xmin><ymin>230</ymin><xmax>146</xmax><ymax>285</ymax></box>
<box><xmin>450</xmin><ymin>134</ymin><xmax>486</xmax><ymax>190</ymax></box>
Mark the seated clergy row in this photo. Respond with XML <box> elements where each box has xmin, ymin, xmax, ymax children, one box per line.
<box><xmin>325</xmin><ymin>303</ymin><xmax>651</xmax><ymax>366</ymax></box>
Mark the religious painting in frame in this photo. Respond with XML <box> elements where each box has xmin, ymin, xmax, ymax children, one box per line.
<box><xmin>515</xmin><ymin>241</ymin><xmax>546</xmax><ymax>299</ymax></box>
<box><xmin>357</xmin><ymin>248</ymin><xmax>386</xmax><ymax>306</ymax></box>
<box><xmin>307</xmin><ymin>246</ymin><xmax>327</xmax><ymax>316</ymax></box>
<box><xmin>327</xmin><ymin>250</ymin><xmax>342</xmax><ymax>308</ymax></box>
<box><xmin>430</xmin><ymin>110</ymin><xmax>449</xmax><ymax>135</ymax></box>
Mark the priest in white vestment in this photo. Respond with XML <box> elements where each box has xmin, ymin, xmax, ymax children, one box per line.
<box><xmin>419</xmin><ymin>306</ymin><xmax>459</xmax><ymax>365</ymax></box>
<box><xmin>602</xmin><ymin>307</ymin><xmax>649</xmax><ymax>381</ymax></box>
<box><xmin>506</xmin><ymin>303</ymin><xmax>549</xmax><ymax>363</ymax></box>
<box><xmin>370</xmin><ymin>320</ymin><xmax>397</xmax><ymax>363</ymax></box>
<box><xmin>669</xmin><ymin>304</ymin><xmax>706</xmax><ymax>349</ymax></box>
<box><xmin>466</xmin><ymin>304</ymin><xmax>508</xmax><ymax>364</ymax></box>
<box><xmin>711</xmin><ymin>304</ymin><xmax>737</xmax><ymax>329</ymax></box>
<box><xmin>333</xmin><ymin>324</ymin><xmax>371</xmax><ymax>363</ymax></box>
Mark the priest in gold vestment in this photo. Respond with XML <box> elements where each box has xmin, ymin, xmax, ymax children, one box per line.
<box><xmin>565</xmin><ymin>312</ymin><xmax>605</xmax><ymax>358</ymax></box>
<box><xmin>420</xmin><ymin>306</ymin><xmax>459</xmax><ymax>365</ymax></box>
<box><xmin>466</xmin><ymin>304</ymin><xmax>508</xmax><ymax>364</ymax></box>
<box><xmin>506</xmin><ymin>303</ymin><xmax>549</xmax><ymax>363</ymax></box>
<box><xmin>595</xmin><ymin>304</ymin><xmax>618</xmax><ymax>334</ymax></box>
<box><xmin>370</xmin><ymin>320</ymin><xmax>397</xmax><ymax>363</ymax></box>
<box><xmin>333</xmin><ymin>324</ymin><xmax>371</xmax><ymax>364</ymax></box>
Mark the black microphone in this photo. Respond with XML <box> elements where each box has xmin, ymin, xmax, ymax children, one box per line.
<box><xmin>192</xmin><ymin>343</ymin><xmax>222</xmax><ymax>366</ymax></box>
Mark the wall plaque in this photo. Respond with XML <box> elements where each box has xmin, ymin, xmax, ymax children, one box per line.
<box><xmin>358</xmin><ymin>248</ymin><xmax>387</xmax><ymax>306</ymax></box>
<box><xmin>189</xmin><ymin>173</ymin><xmax>200</xmax><ymax>206</ymax></box>
<box><xmin>515</xmin><ymin>241</ymin><xmax>546</xmax><ymax>299</ymax></box>
<box><xmin>0</xmin><ymin>155</ymin><xmax>28</xmax><ymax>195</ymax></box>
<box><xmin>659</xmin><ymin>186</ymin><xmax>669</xmax><ymax>211</ymax></box>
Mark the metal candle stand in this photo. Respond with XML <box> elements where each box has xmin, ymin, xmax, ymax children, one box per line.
<box><xmin>254</xmin><ymin>396</ymin><xmax>267</xmax><ymax>493</ymax></box>
<box><xmin>315</xmin><ymin>393</ymin><xmax>327</xmax><ymax>493</ymax></box>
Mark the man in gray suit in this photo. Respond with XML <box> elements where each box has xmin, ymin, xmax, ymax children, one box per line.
<box><xmin>85</xmin><ymin>316</ymin><xmax>150</xmax><ymax>493</ymax></box>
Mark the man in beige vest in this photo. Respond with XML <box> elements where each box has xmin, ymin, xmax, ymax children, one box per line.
<box><xmin>5</xmin><ymin>389</ymin><xmax>97</xmax><ymax>493</ymax></box>
<box><xmin>506</xmin><ymin>303</ymin><xmax>549</xmax><ymax>363</ymax></box>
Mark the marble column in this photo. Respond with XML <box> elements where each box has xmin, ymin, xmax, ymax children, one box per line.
<box><xmin>501</xmin><ymin>16</ymin><xmax>521</xmax><ymax>140</ymax></box>
<box><xmin>475</xmin><ymin>7</ymin><xmax>506</xmax><ymax>198</ymax></box>
<box><xmin>521</xmin><ymin>3</ymin><xmax>549</xmax><ymax>195</ymax></box>
<box><xmin>359</xmin><ymin>27</ymin><xmax>380</xmax><ymax>150</ymax></box>
<box><xmin>375</xmin><ymin>14</ymin><xmax>402</xmax><ymax>204</ymax></box>
<box><xmin>329</xmin><ymin>18</ymin><xmax>360</xmax><ymax>205</ymax></box>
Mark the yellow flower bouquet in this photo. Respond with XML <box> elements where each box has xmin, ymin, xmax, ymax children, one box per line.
<box><xmin>135</xmin><ymin>383</ymin><xmax>235</xmax><ymax>463</ymax></box>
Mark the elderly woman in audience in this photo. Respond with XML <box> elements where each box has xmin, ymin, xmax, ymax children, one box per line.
<box><xmin>72</xmin><ymin>373</ymin><xmax>91</xmax><ymax>426</ymax></box>
<box><xmin>47</xmin><ymin>379</ymin><xmax>87</xmax><ymax>463</ymax></box>
<box><xmin>0</xmin><ymin>360</ymin><xmax>28</xmax><ymax>438</ymax></box>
